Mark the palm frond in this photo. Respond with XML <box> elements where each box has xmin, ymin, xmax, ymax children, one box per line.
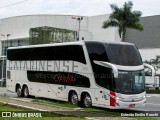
<box><xmin>123</xmin><ymin>1</ymin><xmax>133</xmax><ymax>11</ymax></box>
<box><xmin>132</xmin><ymin>11</ymin><xmax>142</xmax><ymax>17</ymax></box>
<box><xmin>102</xmin><ymin>1</ymin><xmax>143</xmax><ymax>41</ymax></box>
<box><xmin>102</xmin><ymin>20</ymin><xmax>120</xmax><ymax>28</ymax></box>
<box><xmin>128</xmin><ymin>22</ymin><xmax>144</xmax><ymax>31</ymax></box>
<box><xmin>110</xmin><ymin>4</ymin><xmax>119</xmax><ymax>11</ymax></box>
<box><xmin>109</xmin><ymin>8</ymin><xmax>123</xmax><ymax>20</ymax></box>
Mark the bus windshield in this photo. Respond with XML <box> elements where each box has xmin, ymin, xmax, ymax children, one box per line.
<box><xmin>105</xmin><ymin>44</ymin><xmax>142</xmax><ymax>66</ymax></box>
<box><xmin>113</xmin><ymin>70</ymin><xmax>145</xmax><ymax>94</ymax></box>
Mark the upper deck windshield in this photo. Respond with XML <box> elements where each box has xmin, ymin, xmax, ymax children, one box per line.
<box><xmin>105</xmin><ymin>44</ymin><xmax>143</xmax><ymax>66</ymax></box>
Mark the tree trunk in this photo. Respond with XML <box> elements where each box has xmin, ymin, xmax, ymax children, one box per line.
<box><xmin>121</xmin><ymin>28</ymin><xmax>126</xmax><ymax>42</ymax></box>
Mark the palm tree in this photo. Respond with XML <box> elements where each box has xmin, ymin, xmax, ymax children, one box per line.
<box><xmin>102</xmin><ymin>1</ymin><xmax>143</xmax><ymax>41</ymax></box>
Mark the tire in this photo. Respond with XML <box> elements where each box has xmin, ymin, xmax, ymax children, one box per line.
<box><xmin>16</xmin><ymin>85</ymin><xmax>22</xmax><ymax>97</ymax></box>
<box><xmin>23</xmin><ymin>86</ymin><xmax>29</xmax><ymax>98</ymax></box>
<box><xmin>82</xmin><ymin>93</ymin><xmax>92</xmax><ymax>108</ymax></box>
<box><xmin>70</xmin><ymin>91</ymin><xmax>78</xmax><ymax>105</ymax></box>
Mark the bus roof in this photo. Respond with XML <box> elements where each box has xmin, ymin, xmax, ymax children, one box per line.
<box><xmin>84</xmin><ymin>40</ymin><xmax>134</xmax><ymax>45</ymax></box>
<box><xmin>8</xmin><ymin>40</ymin><xmax>135</xmax><ymax>50</ymax></box>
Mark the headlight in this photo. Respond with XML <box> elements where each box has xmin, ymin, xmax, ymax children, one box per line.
<box><xmin>116</xmin><ymin>96</ymin><xmax>124</xmax><ymax>101</ymax></box>
<box><xmin>110</xmin><ymin>94</ymin><xmax>125</xmax><ymax>101</ymax></box>
<box><xmin>142</xmin><ymin>95</ymin><xmax>146</xmax><ymax>99</ymax></box>
<box><xmin>116</xmin><ymin>96</ymin><xmax>120</xmax><ymax>100</ymax></box>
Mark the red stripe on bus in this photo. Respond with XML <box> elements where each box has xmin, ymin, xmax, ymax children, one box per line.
<box><xmin>110</xmin><ymin>91</ymin><xmax>116</xmax><ymax>106</ymax></box>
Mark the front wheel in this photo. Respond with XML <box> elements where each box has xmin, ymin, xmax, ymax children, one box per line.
<box><xmin>82</xmin><ymin>93</ymin><xmax>92</xmax><ymax>108</ymax></box>
<box><xmin>23</xmin><ymin>86</ymin><xmax>29</xmax><ymax>98</ymax></box>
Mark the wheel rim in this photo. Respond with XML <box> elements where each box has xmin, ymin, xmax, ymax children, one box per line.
<box><xmin>24</xmin><ymin>87</ymin><xmax>28</xmax><ymax>97</ymax></box>
<box><xmin>17</xmin><ymin>88</ymin><xmax>21</xmax><ymax>97</ymax></box>
<box><xmin>71</xmin><ymin>93</ymin><xmax>78</xmax><ymax>105</ymax></box>
<box><xmin>84</xmin><ymin>94</ymin><xmax>91</xmax><ymax>107</ymax></box>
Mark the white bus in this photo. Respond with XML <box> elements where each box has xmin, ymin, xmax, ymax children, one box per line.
<box><xmin>6</xmin><ymin>41</ymin><xmax>152</xmax><ymax>109</ymax></box>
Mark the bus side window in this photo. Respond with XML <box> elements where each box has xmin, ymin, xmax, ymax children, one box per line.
<box><xmin>85</xmin><ymin>43</ymin><xmax>109</xmax><ymax>62</ymax></box>
<box><xmin>69</xmin><ymin>45</ymin><xmax>86</xmax><ymax>64</ymax></box>
<box><xmin>54</xmin><ymin>46</ymin><xmax>69</xmax><ymax>61</ymax></box>
<box><xmin>86</xmin><ymin>42</ymin><xmax>112</xmax><ymax>90</ymax></box>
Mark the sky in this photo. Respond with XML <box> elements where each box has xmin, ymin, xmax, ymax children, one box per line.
<box><xmin>0</xmin><ymin>0</ymin><xmax>159</xmax><ymax>19</ymax></box>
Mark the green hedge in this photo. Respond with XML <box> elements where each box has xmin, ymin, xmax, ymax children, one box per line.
<box><xmin>146</xmin><ymin>89</ymin><xmax>160</xmax><ymax>94</ymax></box>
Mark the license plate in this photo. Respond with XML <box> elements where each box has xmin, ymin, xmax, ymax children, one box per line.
<box><xmin>129</xmin><ymin>104</ymin><xmax>135</xmax><ymax>108</ymax></box>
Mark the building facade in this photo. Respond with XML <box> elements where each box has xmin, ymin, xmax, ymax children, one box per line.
<box><xmin>0</xmin><ymin>14</ymin><xmax>160</xmax><ymax>76</ymax></box>
<box><xmin>0</xmin><ymin>14</ymin><xmax>122</xmax><ymax>57</ymax></box>
<box><xmin>125</xmin><ymin>15</ymin><xmax>160</xmax><ymax>61</ymax></box>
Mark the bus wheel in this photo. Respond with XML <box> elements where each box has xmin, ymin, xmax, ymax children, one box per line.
<box><xmin>70</xmin><ymin>92</ymin><xmax>78</xmax><ymax>105</ymax></box>
<box><xmin>23</xmin><ymin>86</ymin><xmax>29</xmax><ymax>98</ymax></box>
<box><xmin>82</xmin><ymin>93</ymin><xmax>92</xmax><ymax>108</ymax></box>
<box><xmin>16</xmin><ymin>86</ymin><xmax>22</xmax><ymax>97</ymax></box>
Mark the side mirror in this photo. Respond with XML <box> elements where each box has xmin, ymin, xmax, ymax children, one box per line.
<box><xmin>143</xmin><ymin>63</ymin><xmax>155</xmax><ymax>77</ymax></box>
<box><xmin>93</xmin><ymin>60</ymin><xmax>118</xmax><ymax>78</ymax></box>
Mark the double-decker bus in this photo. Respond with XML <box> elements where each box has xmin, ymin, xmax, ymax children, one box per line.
<box><xmin>6</xmin><ymin>41</ymin><xmax>153</xmax><ymax>109</ymax></box>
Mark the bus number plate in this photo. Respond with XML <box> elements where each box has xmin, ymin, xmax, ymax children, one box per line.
<box><xmin>129</xmin><ymin>104</ymin><xmax>135</xmax><ymax>108</ymax></box>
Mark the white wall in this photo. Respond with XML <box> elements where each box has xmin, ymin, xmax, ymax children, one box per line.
<box><xmin>79</xmin><ymin>31</ymin><xmax>92</xmax><ymax>41</ymax></box>
<box><xmin>0</xmin><ymin>15</ymin><xmax>89</xmax><ymax>40</ymax></box>
<box><xmin>139</xmin><ymin>48</ymin><xmax>160</xmax><ymax>61</ymax></box>
<box><xmin>2</xmin><ymin>14</ymin><xmax>160</xmax><ymax>66</ymax></box>
<box><xmin>88</xmin><ymin>14</ymin><xmax>120</xmax><ymax>41</ymax></box>
<box><xmin>0</xmin><ymin>14</ymin><xmax>121</xmax><ymax>42</ymax></box>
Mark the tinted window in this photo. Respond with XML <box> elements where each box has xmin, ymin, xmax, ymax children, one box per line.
<box><xmin>113</xmin><ymin>70</ymin><xmax>145</xmax><ymax>94</ymax></box>
<box><xmin>7</xmin><ymin>45</ymin><xmax>86</xmax><ymax>64</ymax></box>
<box><xmin>85</xmin><ymin>42</ymin><xmax>109</xmax><ymax>61</ymax></box>
<box><xmin>93</xmin><ymin>65</ymin><xmax>113</xmax><ymax>89</ymax></box>
<box><xmin>85</xmin><ymin>42</ymin><xmax>113</xmax><ymax>89</ymax></box>
<box><xmin>106</xmin><ymin>44</ymin><xmax>142</xmax><ymax>66</ymax></box>
<box><xmin>27</xmin><ymin>71</ymin><xmax>90</xmax><ymax>88</ymax></box>
<box><xmin>70</xmin><ymin>46</ymin><xmax>86</xmax><ymax>65</ymax></box>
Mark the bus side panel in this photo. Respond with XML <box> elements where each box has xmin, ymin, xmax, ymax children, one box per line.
<box><xmin>27</xmin><ymin>82</ymin><xmax>38</xmax><ymax>96</ymax></box>
<box><xmin>47</xmin><ymin>84</ymin><xmax>60</xmax><ymax>100</ymax></box>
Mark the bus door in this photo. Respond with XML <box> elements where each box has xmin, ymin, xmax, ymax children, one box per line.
<box><xmin>28</xmin><ymin>82</ymin><xmax>38</xmax><ymax>96</ymax></box>
<box><xmin>94</xmin><ymin>88</ymin><xmax>110</xmax><ymax>107</ymax></box>
<box><xmin>7</xmin><ymin>70</ymin><xmax>16</xmax><ymax>92</ymax></box>
<box><xmin>56</xmin><ymin>85</ymin><xmax>66</xmax><ymax>99</ymax></box>
<box><xmin>94</xmin><ymin>88</ymin><xmax>101</xmax><ymax>105</ymax></box>
<box><xmin>38</xmin><ymin>83</ymin><xmax>48</xmax><ymax>98</ymax></box>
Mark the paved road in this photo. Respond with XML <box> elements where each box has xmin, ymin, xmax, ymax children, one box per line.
<box><xmin>145</xmin><ymin>94</ymin><xmax>160</xmax><ymax>111</ymax></box>
<box><xmin>127</xmin><ymin>94</ymin><xmax>160</xmax><ymax>111</ymax></box>
<box><xmin>0</xmin><ymin>87</ymin><xmax>160</xmax><ymax>111</ymax></box>
<box><xmin>0</xmin><ymin>87</ymin><xmax>17</xmax><ymax>98</ymax></box>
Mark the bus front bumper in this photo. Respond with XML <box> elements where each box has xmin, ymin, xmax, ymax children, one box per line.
<box><xmin>114</xmin><ymin>98</ymin><xmax>146</xmax><ymax>109</ymax></box>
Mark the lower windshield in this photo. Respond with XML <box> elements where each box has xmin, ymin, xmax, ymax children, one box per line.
<box><xmin>113</xmin><ymin>70</ymin><xmax>145</xmax><ymax>94</ymax></box>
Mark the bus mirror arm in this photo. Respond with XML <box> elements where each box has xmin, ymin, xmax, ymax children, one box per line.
<box><xmin>93</xmin><ymin>60</ymin><xmax>118</xmax><ymax>78</ymax></box>
<box><xmin>143</xmin><ymin>63</ymin><xmax>155</xmax><ymax>77</ymax></box>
